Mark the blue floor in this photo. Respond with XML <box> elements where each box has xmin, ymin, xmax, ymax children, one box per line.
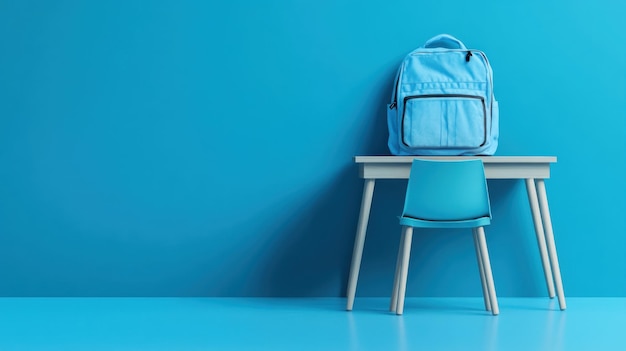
<box><xmin>0</xmin><ymin>297</ymin><xmax>624</xmax><ymax>351</ymax></box>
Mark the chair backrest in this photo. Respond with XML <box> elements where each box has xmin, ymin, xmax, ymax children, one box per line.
<box><xmin>402</xmin><ymin>159</ymin><xmax>491</xmax><ymax>221</ymax></box>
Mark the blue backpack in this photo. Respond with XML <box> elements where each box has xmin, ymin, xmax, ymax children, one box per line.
<box><xmin>387</xmin><ymin>34</ymin><xmax>499</xmax><ymax>156</ymax></box>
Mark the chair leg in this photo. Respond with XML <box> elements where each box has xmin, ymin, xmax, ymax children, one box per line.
<box><xmin>396</xmin><ymin>226</ymin><xmax>414</xmax><ymax>315</ymax></box>
<box><xmin>390</xmin><ymin>229</ymin><xmax>406</xmax><ymax>312</ymax></box>
<box><xmin>473</xmin><ymin>228</ymin><xmax>491</xmax><ymax>312</ymax></box>
<box><xmin>476</xmin><ymin>226</ymin><xmax>499</xmax><ymax>315</ymax></box>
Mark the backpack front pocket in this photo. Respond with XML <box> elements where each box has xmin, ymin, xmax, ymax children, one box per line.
<box><xmin>401</xmin><ymin>94</ymin><xmax>486</xmax><ymax>149</ymax></box>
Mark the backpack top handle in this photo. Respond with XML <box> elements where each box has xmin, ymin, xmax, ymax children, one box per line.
<box><xmin>423</xmin><ymin>34</ymin><xmax>467</xmax><ymax>50</ymax></box>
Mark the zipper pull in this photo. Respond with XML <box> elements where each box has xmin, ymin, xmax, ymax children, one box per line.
<box><xmin>465</xmin><ymin>51</ymin><xmax>472</xmax><ymax>62</ymax></box>
<box><xmin>390</xmin><ymin>101</ymin><xmax>396</xmax><ymax>109</ymax></box>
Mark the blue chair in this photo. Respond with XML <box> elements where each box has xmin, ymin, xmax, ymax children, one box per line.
<box><xmin>390</xmin><ymin>158</ymin><xmax>499</xmax><ymax>315</ymax></box>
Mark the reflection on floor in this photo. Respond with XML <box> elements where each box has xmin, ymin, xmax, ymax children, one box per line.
<box><xmin>0</xmin><ymin>297</ymin><xmax>624</xmax><ymax>351</ymax></box>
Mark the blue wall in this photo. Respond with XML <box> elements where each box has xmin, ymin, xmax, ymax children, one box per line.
<box><xmin>1</xmin><ymin>0</ymin><xmax>625</xmax><ymax>297</ymax></box>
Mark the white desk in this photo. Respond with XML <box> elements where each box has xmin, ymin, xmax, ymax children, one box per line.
<box><xmin>346</xmin><ymin>156</ymin><xmax>566</xmax><ymax>310</ymax></box>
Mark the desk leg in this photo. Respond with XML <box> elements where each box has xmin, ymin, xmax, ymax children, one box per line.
<box><xmin>346</xmin><ymin>179</ymin><xmax>376</xmax><ymax>311</ymax></box>
<box><xmin>536</xmin><ymin>179</ymin><xmax>566</xmax><ymax>310</ymax></box>
<box><xmin>525</xmin><ymin>179</ymin><xmax>556</xmax><ymax>298</ymax></box>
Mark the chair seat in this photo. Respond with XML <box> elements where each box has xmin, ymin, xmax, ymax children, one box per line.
<box><xmin>399</xmin><ymin>215</ymin><xmax>491</xmax><ymax>229</ymax></box>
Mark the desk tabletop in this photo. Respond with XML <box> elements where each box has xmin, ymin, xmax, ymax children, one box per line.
<box><xmin>355</xmin><ymin>156</ymin><xmax>557</xmax><ymax>164</ymax></box>
<box><xmin>354</xmin><ymin>156</ymin><xmax>557</xmax><ymax>179</ymax></box>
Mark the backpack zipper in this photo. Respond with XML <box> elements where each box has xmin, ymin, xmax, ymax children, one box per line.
<box><xmin>390</xmin><ymin>70</ymin><xmax>401</xmax><ymax>109</ymax></box>
<box><xmin>403</xmin><ymin>93</ymin><xmax>484</xmax><ymax>101</ymax></box>
<box><xmin>391</xmin><ymin>50</ymin><xmax>477</xmax><ymax>109</ymax></box>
